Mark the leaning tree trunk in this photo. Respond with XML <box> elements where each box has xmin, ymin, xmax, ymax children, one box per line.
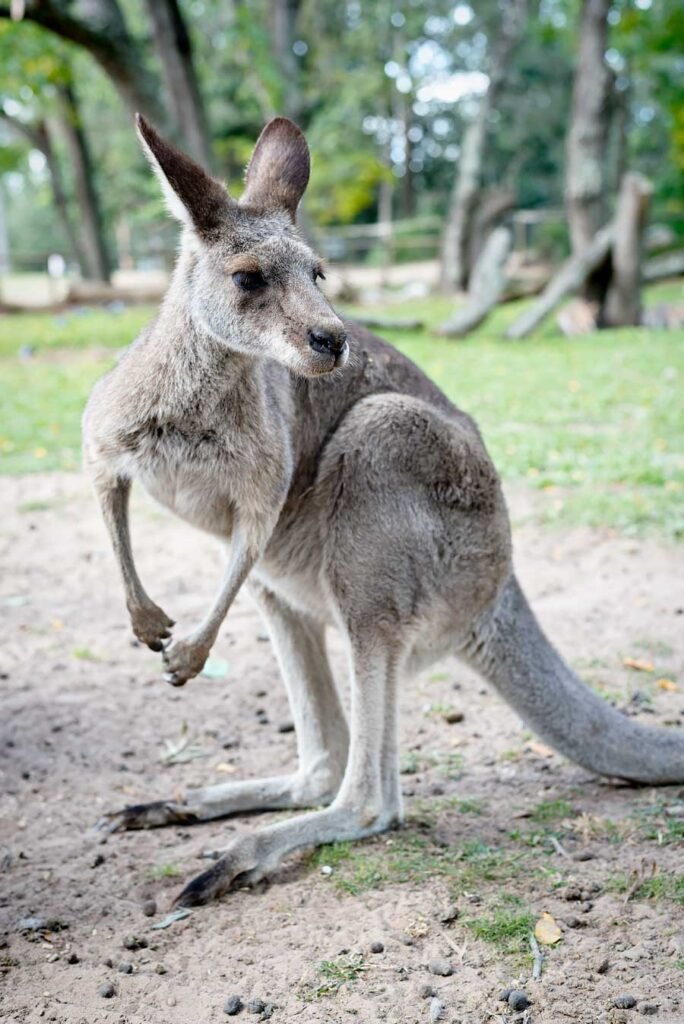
<box><xmin>565</xmin><ymin>0</ymin><xmax>613</xmax><ymax>302</ymax></box>
<box><xmin>56</xmin><ymin>80</ymin><xmax>111</xmax><ymax>283</ymax></box>
<box><xmin>142</xmin><ymin>0</ymin><xmax>214</xmax><ymax>168</ymax></box>
<box><xmin>0</xmin><ymin>112</ymin><xmax>85</xmax><ymax>272</ymax></box>
<box><xmin>439</xmin><ymin>226</ymin><xmax>512</xmax><ymax>337</ymax></box>
<box><xmin>602</xmin><ymin>172</ymin><xmax>652</xmax><ymax>327</ymax></box>
<box><xmin>439</xmin><ymin>0</ymin><xmax>527</xmax><ymax>293</ymax></box>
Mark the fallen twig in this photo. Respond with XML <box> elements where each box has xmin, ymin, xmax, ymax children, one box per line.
<box><xmin>548</xmin><ymin>835</ymin><xmax>570</xmax><ymax>859</ymax></box>
<box><xmin>530</xmin><ymin>933</ymin><xmax>544</xmax><ymax>981</ymax></box>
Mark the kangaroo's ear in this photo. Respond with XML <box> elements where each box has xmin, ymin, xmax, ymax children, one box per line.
<box><xmin>241</xmin><ymin>117</ymin><xmax>310</xmax><ymax>221</ymax></box>
<box><xmin>136</xmin><ymin>114</ymin><xmax>232</xmax><ymax>236</ymax></box>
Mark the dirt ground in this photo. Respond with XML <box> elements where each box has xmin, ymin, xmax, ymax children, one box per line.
<box><xmin>1</xmin><ymin>473</ymin><xmax>683</xmax><ymax>1024</ymax></box>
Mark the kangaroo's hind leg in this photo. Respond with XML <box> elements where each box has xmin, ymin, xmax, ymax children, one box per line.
<box><xmin>174</xmin><ymin>628</ymin><xmax>404</xmax><ymax>906</ymax></box>
<box><xmin>99</xmin><ymin>583</ymin><xmax>349</xmax><ymax>831</ymax></box>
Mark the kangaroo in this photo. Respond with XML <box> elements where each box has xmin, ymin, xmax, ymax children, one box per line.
<box><xmin>83</xmin><ymin>115</ymin><xmax>684</xmax><ymax>907</ymax></box>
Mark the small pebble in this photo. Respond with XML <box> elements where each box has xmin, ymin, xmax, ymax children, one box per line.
<box><xmin>261</xmin><ymin>1005</ymin><xmax>275</xmax><ymax>1020</ymax></box>
<box><xmin>399</xmin><ymin>934</ymin><xmax>414</xmax><ymax>946</ymax></box>
<box><xmin>117</xmin><ymin>961</ymin><xmax>133</xmax><ymax>974</ymax></box>
<box><xmin>103</xmin><ymin>957</ymin><xmax>113</xmax><ymax>968</ymax></box>
<box><xmin>66</xmin><ymin>953</ymin><xmax>79</xmax><ymax>964</ymax></box>
<box><xmin>573</xmin><ymin>849</ymin><xmax>595</xmax><ymax>861</ymax></box>
<box><xmin>420</xmin><ymin>984</ymin><xmax>437</xmax><ymax>999</ymax></box>
<box><xmin>563</xmin><ymin>914</ymin><xmax>582</xmax><ymax>929</ymax></box>
<box><xmin>167</xmin><ymin>995</ymin><xmax>176</xmax><ymax>1007</ymax></box>
<box><xmin>370</xmin><ymin>941</ymin><xmax>384</xmax><ymax>954</ymax></box>
<box><xmin>247</xmin><ymin>998</ymin><xmax>265</xmax><ymax>1013</ymax></box>
<box><xmin>224</xmin><ymin>995</ymin><xmax>243</xmax><ymax>1016</ymax></box>
<box><xmin>614</xmin><ymin>995</ymin><xmax>637</xmax><ymax>1010</ymax></box>
<box><xmin>638</xmin><ymin>1003</ymin><xmax>658</xmax><ymax>1016</ymax></box>
<box><xmin>442</xmin><ymin>709</ymin><xmax>464</xmax><ymax>724</ymax></box>
<box><xmin>98</xmin><ymin>983</ymin><xmax>116</xmax><ymax>999</ymax></box>
<box><xmin>438</xmin><ymin>903</ymin><xmax>459</xmax><ymax>924</ymax></box>
<box><xmin>155</xmin><ymin>962</ymin><xmax>167</xmax><ymax>975</ymax></box>
<box><xmin>277</xmin><ymin>721</ymin><xmax>295</xmax><ymax>734</ymax></box>
<box><xmin>123</xmin><ymin>935</ymin><xmax>147</xmax><ymax>950</ymax></box>
<box><xmin>320</xmin><ymin>865</ymin><xmax>333</xmax><ymax>876</ymax></box>
<box><xmin>595</xmin><ymin>957</ymin><xmax>610</xmax><ymax>975</ymax></box>
<box><xmin>142</xmin><ymin>899</ymin><xmax>157</xmax><ymax>918</ymax></box>
<box><xmin>430</xmin><ymin>997</ymin><xmax>445</xmax><ymax>1022</ymax></box>
<box><xmin>508</xmin><ymin>990</ymin><xmax>531</xmax><ymax>1011</ymax></box>
<box><xmin>90</xmin><ymin>853</ymin><xmax>105</xmax><ymax>868</ymax></box>
<box><xmin>499</xmin><ymin>989</ymin><xmax>512</xmax><ymax>1002</ymax></box>
<box><xmin>428</xmin><ymin>958</ymin><xmax>453</xmax><ymax>977</ymax></box>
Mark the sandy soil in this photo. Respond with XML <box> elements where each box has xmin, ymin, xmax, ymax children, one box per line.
<box><xmin>1</xmin><ymin>473</ymin><xmax>683</xmax><ymax>1024</ymax></box>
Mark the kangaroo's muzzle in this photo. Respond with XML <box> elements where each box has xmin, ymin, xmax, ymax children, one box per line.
<box><xmin>308</xmin><ymin>326</ymin><xmax>349</xmax><ymax>369</ymax></box>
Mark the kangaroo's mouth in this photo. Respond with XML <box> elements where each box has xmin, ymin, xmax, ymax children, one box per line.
<box><xmin>305</xmin><ymin>340</ymin><xmax>349</xmax><ymax>375</ymax></box>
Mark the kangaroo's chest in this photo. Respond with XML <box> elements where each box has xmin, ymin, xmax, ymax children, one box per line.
<box><xmin>131</xmin><ymin>421</ymin><xmax>252</xmax><ymax>537</ymax></box>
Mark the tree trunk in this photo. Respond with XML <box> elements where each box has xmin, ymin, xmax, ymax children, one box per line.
<box><xmin>439</xmin><ymin>226</ymin><xmax>512</xmax><ymax>337</ymax></box>
<box><xmin>467</xmin><ymin>186</ymin><xmax>516</xmax><ymax>271</ymax></box>
<box><xmin>565</xmin><ymin>0</ymin><xmax>613</xmax><ymax>303</ymax></box>
<box><xmin>270</xmin><ymin>0</ymin><xmax>302</xmax><ymax>121</ymax></box>
<box><xmin>644</xmin><ymin>249</ymin><xmax>684</xmax><ymax>282</ymax></box>
<box><xmin>1</xmin><ymin>0</ymin><xmax>168</xmax><ymax>128</ymax></box>
<box><xmin>56</xmin><ymin>80</ymin><xmax>111</xmax><ymax>282</ymax></box>
<box><xmin>142</xmin><ymin>0</ymin><xmax>214</xmax><ymax>168</ymax></box>
<box><xmin>506</xmin><ymin>224</ymin><xmax>614</xmax><ymax>340</ymax></box>
<box><xmin>602</xmin><ymin>172</ymin><xmax>652</xmax><ymax>327</ymax></box>
<box><xmin>0</xmin><ymin>111</ymin><xmax>84</xmax><ymax>272</ymax></box>
<box><xmin>439</xmin><ymin>0</ymin><xmax>527</xmax><ymax>293</ymax></box>
<box><xmin>0</xmin><ymin>179</ymin><xmax>10</xmax><ymax>276</ymax></box>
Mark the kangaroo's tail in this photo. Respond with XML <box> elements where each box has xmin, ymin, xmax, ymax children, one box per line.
<box><xmin>463</xmin><ymin>574</ymin><xmax>684</xmax><ymax>784</ymax></box>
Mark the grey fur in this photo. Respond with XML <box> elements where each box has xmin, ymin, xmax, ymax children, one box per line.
<box><xmin>84</xmin><ymin>117</ymin><xmax>684</xmax><ymax>906</ymax></box>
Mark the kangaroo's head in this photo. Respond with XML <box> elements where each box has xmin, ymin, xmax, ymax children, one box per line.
<box><xmin>137</xmin><ymin>114</ymin><xmax>348</xmax><ymax>376</ymax></box>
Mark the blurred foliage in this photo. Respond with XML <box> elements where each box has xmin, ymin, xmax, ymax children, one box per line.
<box><xmin>0</xmin><ymin>0</ymin><xmax>682</xmax><ymax>265</ymax></box>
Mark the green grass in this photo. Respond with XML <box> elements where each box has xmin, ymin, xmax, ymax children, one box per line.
<box><xmin>530</xmin><ymin>798</ymin><xmax>575</xmax><ymax>823</ymax></box>
<box><xmin>464</xmin><ymin>897</ymin><xmax>535</xmax><ymax>957</ymax></box>
<box><xmin>310</xmin><ymin>831</ymin><xmax>519</xmax><ymax>897</ymax></box>
<box><xmin>146</xmin><ymin>862</ymin><xmax>183</xmax><ymax>880</ymax></box>
<box><xmin>607</xmin><ymin>870</ymin><xmax>684</xmax><ymax>905</ymax></box>
<box><xmin>1</xmin><ymin>283</ymin><xmax>683</xmax><ymax>537</ymax></box>
<box><xmin>306</xmin><ymin>954</ymin><xmax>367</xmax><ymax>1000</ymax></box>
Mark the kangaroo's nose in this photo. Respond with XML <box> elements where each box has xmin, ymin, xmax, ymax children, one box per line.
<box><xmin>308</xmin><ymin>326</ymin><xmax>347</xmax><ymax>356</ymax></box>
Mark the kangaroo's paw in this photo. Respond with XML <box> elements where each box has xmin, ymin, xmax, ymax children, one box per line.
<box><xmin>162</xmin><ymin>637</ymin><xmax>210</xmax><ymax>687</ymax></box>
<box><xmin>129</xmin><ymin>601</ymin><xmax>174</xmax><ymax>652</ymax></box>
<box><xmin>174</xmin><ymin>837</ymin><xmax>261</xmax><ymax>906</ymax></box>
<box><xmin>96</xmin><ymin>800</ymin><xmax>199</xmax><ymax>832</ymax></box>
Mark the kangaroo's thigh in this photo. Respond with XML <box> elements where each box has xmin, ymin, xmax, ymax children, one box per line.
<box><xmin>315</xmin><ymin>393</ymin><xmax>512</xmax><ymax>639</ymax></box>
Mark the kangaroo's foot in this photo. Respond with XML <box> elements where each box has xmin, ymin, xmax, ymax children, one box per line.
<box><xmin>161</xmin><ymin>636</ymin><xmax>211</xmax><ymax>686</ymax></box>
<box><xmin>174</xmin><ymin>802</ymin><xmax>398</xmax><ymax>907</ymax></box>
<box><xmin>97</xmin><ymin>767</ymin><xmax>342</xmax><ymax>833</ymax></box>
<box><xmin>98</xmin><ymin>800</ymin><xmax>198</xmax><ymax>832</ymax></box>
<box><xmin>129</xmin><ymin>600</ymin><xmax>174</xmax><ymax>652</ymax></box>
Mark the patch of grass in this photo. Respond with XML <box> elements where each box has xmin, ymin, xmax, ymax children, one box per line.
<box><xmin>72</xmin><ymin>646</ymin><xmax>100</xmax><ymax>661</ymax></box>
<box><xmin>639</xmin><ymin>803</ymin><xmax>684</xmax><ymax>846</ymax></box>
<box><xmin>0</xmin><ymin>305</ymin><xmax>154</xmax><ymax>358</ymax></box>
<box><xmin>320</xmin><ymin>831</ymin><xmax>519</xmax><ymax>897</ymax></box>
<box><xmin>307</xmin><ymin>954</ymin><xmax>367</xmax><ymax>999</ymax></box>
<box><xmin>146</xmin><ymin>862</ymin><xmax>182</xmax><ymax>880</ymax></box>
<box><xmin>309</xmin><ymin>842</ymin><xmax>353</xmax><ymax>868</ymax></box>
<box><xmin>0</xmin><ymin>349</ymin><xmax>115</xmax><ymax>473</ymax></box>
<box><xmin>607</xmin><ymin>870</ymin><xmax>684</xmax><ymax>904</ymax></box>
<box><xmin>17</xmin><ymin>499</ymin><xmax>53</xmax><ymax>513</ymax></box>
<box><xmin>465</xmin><ymin>903</ymin><xmax>535</xmax><ymax>957</ymax></box>
<box><xmin>400</xmin><ymin>751</ymin><xmax>420</xmax><ymax>775</ymax></box>
<box><xmin>530</xmin><ymin>799</ymin><xmax>575</xmax><ymax>823</ymax></box>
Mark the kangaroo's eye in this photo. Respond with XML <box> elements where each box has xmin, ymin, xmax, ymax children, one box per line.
<box><xmin>233</xmin><ymin>271</ymin><xmax>266</xmax><ymax>292</ymax></box>
<box><xmin>314</xmin><ymin>267</ymin><xmax>326</xmax><ymax>283</ymax></box>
